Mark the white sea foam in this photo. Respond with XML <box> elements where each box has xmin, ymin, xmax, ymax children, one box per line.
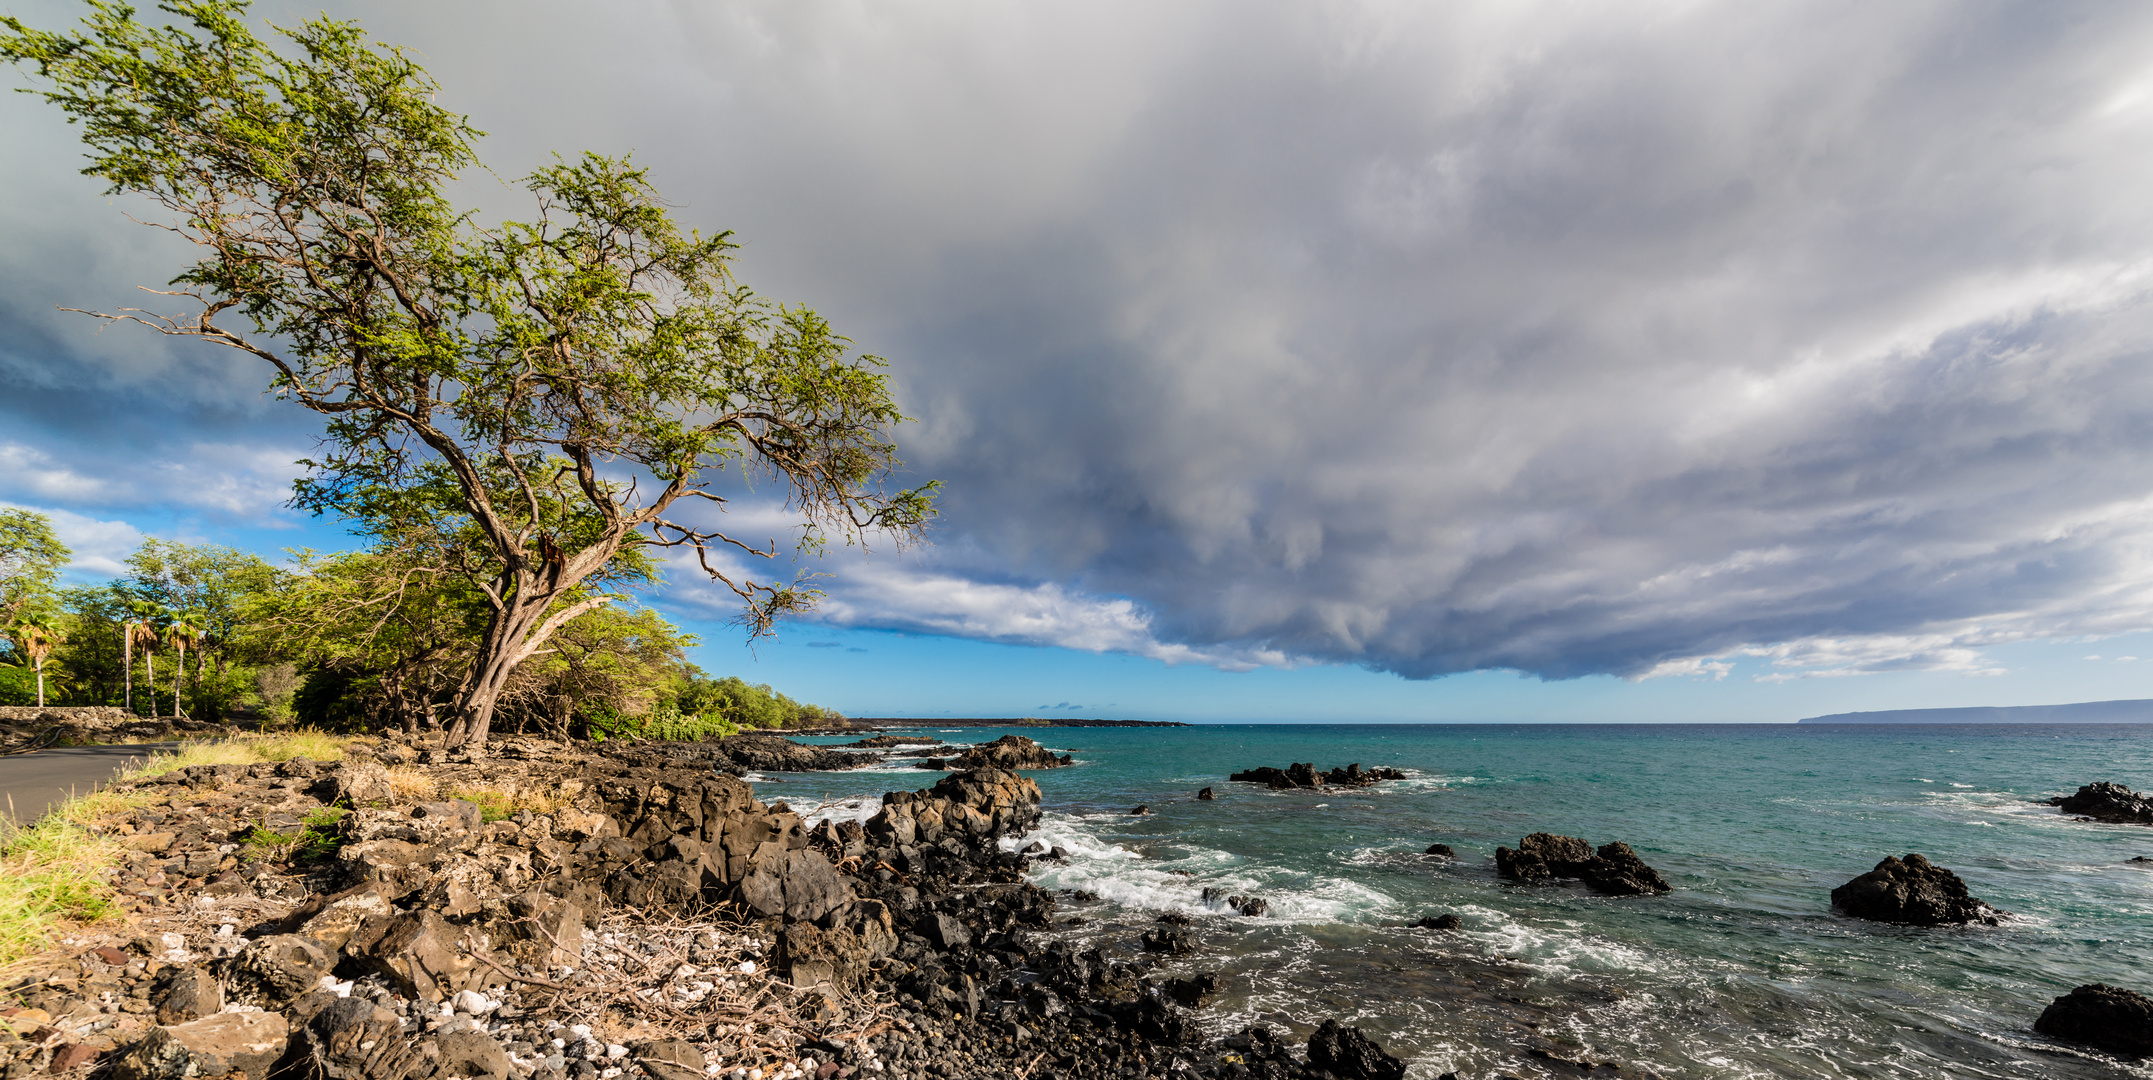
<box><xmin>1467</xmin><ymin>907</ymin><xmax>1668</xmax><ymax>977</ymax></box>
<box><xmin>1004</xmin><ymin>811</ymin><xmax>1399</xmax><ymax>923</ymax></box>
<box><xmin>800</xmin><ymin>796</ymin><xmax>884</xmax><ymax>827</ymax></box>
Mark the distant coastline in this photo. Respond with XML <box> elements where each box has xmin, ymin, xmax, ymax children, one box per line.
<box><xmin>1797</xmin><ymin>699</ymin><xmax>2153</xmax><ymax>724</ymax></box>
<box><xmin>841</xmin><ymin>716</ymin><xmax>1191</xmax><ymax>728</ymax></box>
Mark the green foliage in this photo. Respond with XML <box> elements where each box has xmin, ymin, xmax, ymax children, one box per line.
<box><xmin>0</xmin><ymin>664</ymin><xmax>36</xmax><ymax>706</ymax></box>
<box><xmin>1</xmin><ymin>0</ymin><xmax>934</xmax><ymax>746</ymax></box>
<box><xmin>240</xmin><ymin>806</ymin><xmax>347</xmax><ymax>864</ymax></box>
<box><xmin>0</xmin><ymin>508</ymin><xmax>70</xmax><ymax>629</ymax></box>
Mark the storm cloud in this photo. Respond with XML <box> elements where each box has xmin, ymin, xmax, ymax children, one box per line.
<box><xmin>7</xmin><ymin>1</ymin><xmax>2153</xmax><ymax>681</ymax></box>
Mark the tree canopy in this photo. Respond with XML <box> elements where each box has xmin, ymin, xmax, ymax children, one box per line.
<box><xmin>0</xmin><ymin>508</ymin><xmax>71</xmax><ymax>625</ymax></box>
<box><xmin>1</xmin><ymin>1</ymin><xmax>933</xmax><ymax>745</ymax></box>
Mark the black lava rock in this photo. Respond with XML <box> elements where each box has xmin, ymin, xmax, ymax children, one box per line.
<box><xmin>1424</xmin><ymin>843</ymin><xmax>1455</xmax><ymax>858</ymax></box>
<box><xmin>1307</xmin><ymin>1018</ymin><xmax>1407</xmax><ymax>1080</ymax></box>
<box><xmin>1496</xmin><ymin>833</ymin><xmax>1671</xmax><ymax>895</ymax></box>
<box><xmin>1830</xmin><ymin>853</ymin><xmax>2005</xmax><ymax>925</ymax></box>
<box><xmin>1412</xmin><ymin>914</ymin><xmax>1463</xmax><ymax>930</ymax></box>
<box><xmin>2036</xmin><ymin>983</ymin><xmax>2153</xmax><ymax>1057</ymax></box>
<box><xmin>1140</xmin><ymin>927</ymin><xmax>1193</xmax><ymax>954</ymax></box>
<box><xmin>2049</xmin><ymin>782</ymin><xmax>2153</xmax><ymax>825</ymax></box>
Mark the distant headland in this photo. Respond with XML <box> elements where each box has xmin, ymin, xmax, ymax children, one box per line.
<box><xmin>1798</xmin><ymin>699</ymin><xmax>2153</xmax><ymax>724</ymax></box>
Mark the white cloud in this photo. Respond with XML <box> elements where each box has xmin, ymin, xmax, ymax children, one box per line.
<box><xmin>13</xmin><ymin>0</ymin><xmax>2153</xmax><ymax>683</ymax></box>
<box><xmin>0</xmin><ymin>502</ymin><xmax>144</xmax><ymax>576</ymax></box>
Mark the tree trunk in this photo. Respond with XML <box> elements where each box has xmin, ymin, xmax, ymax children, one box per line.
<box><xmin>442</xmin><ymin>584</ymin><xmax>609</xmax><ymax>750</ymax></box>
<box><xmin>34</xmin><ymin>660</ymin><xmax>44</xmax><ymax>708</ymax></box>
<box><xmin>145</xmin><ymin>653</ymin><xmax>156</xmax><ymax>717</ymax></box>
<box><xmin>123</xmin><ymin>631</ymin><xmax>133</xmax><ymax>713</ymax></box>
<box><xmin>172</xmin><ymin>643</ymin><xmax>188</xmax><ymax>719</ymax></box>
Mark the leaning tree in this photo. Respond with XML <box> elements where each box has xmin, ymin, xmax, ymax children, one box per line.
<box><xmin>3</xmin><ymin>1</ymin><xmax>935</xmax><ymax>746</ymax></box>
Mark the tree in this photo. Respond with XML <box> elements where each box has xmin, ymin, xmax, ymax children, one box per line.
<box><xmin>125</xmin><ymin>540</ymin><xmax>278</xmax><ymax>717</ymax></box>
<box><xmin>2</xmin><ymin>2</ymin><xmax>935</xmax><ymax>747</ymax></box>
<box><xmin>164</xmin><ymin>610</ymin><xmax>200</xmax><ymax>717</ymax></box>
<box><xmin>130</xmin><ymin>603</ymin><xmax>164</xmax><ymax>716</ymax></box>
<box><xmin>7</xmin><ymin>611</ymin><xmax>65</xmax><ymax>708</ymax></box>
<box><xmin>0</xmin><ymin>508</ymin><xmax>70</xmax><ymax>624</ymax></box>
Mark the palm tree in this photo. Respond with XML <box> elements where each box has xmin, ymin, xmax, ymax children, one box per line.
<box><xmin>135</xmin><ymin>608</ymin><xmax>166</xmax><ymax>717</ymax></box>
<box><xmin>165</xmin><ymin>612</ymin><xmax>201</xmax><ymax>719</ymax></box>
<box><xmin>8</xmin><ymin>613</ymin><xmax>65</xmax><ymax>708</ymax></box>
<box><xmin>122</xmin><ymin>600</ymin><xmax>160</xmax><ymax>715</ymax></box>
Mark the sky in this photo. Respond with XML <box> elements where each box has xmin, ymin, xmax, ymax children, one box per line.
<box><xmin>6</xmin><ymin>0</ymin><xmax>2153</xmax><ymax>723</ymax></box>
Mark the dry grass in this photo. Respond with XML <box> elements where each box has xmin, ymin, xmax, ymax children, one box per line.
<box><xmin>445</xmin><ymin>781</ymin><xmax>571</xmax><ymax>820</ymax></box>
<box><xmin>386</xmin><ymin>765</ymin><xmax>438</xmax><ymax>803</ymax></box>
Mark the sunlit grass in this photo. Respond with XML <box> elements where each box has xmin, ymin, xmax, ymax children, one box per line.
<box><xmin>0</xmin><ymin>728</ymin><xmax>355</xmax><ymax>967</ymax></box>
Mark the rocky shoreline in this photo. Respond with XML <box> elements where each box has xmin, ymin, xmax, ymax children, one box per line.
<box><xmin>0</xmin><ymin>735</ymin><xmax>1408</xmax><ymax>1080</ymax></box>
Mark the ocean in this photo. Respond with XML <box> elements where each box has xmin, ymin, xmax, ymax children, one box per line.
<box><xmin>756</xmin><ymin>723</ymin><xmax>2153</xmax><ymax>1078</ymax></box>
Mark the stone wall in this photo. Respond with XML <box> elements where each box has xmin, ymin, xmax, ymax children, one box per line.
<box><xmin>0</xmin><ymin>705</ymin><xmax>135</xmax><ymax>723</ymax></box>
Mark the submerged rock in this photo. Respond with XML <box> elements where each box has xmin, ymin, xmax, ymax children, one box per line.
<box><xmin>2049</xmin><ymin>782</ymin><xmax>2153</xmax><ymax>825</ymax></box>
<box><xmin>1413</xmin><ymin>913</ymin><xmax>1463</xmax><ymax>930</ymax></box>
<box><xmin>1496</xmin><ymin>833</ymin><xmax>1672</xmax><ymax>895</ymax></box>
<box><xmin>1831</xmin><ymin>853</ymin><xmax>2005</xmax><ymax>925</ymax></box>
<box><xmin>1307</xmin><ymin>1018</ymin><xmax>1408</xmax><ymax>1080</ymax></box>
<box><xmin>1424</xmin><ymin>842</ymin><xmax>1456</xmax><ymax>858</ymax></box>
<box><xmin>1196</xmin><ymin>786</ymin><xmax>1215</xmax><ymax>800</ymax></box>
<box><xmin>2037</xmin><ymin>983</ymin><xmax>2153</xmax><ymax>1058</ymax></box>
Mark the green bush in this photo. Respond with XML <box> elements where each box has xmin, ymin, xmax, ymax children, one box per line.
<box><xmin>0</xmin><ymin>665</ymin><xmax>36</xmax><ymax>706</ymax></box>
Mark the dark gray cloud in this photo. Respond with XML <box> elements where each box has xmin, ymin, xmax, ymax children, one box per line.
<box><xmin>8</xmin><ymin>0</ymin><xmax>2153</xmax><ymax>682</ymax></box>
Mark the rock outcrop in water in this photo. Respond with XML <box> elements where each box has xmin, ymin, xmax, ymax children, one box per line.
<box><xmin>2036</xmin><ymin>983</ymin><xmax>2153</xmax><ymax>1057</ymax></box>
<box><xmin>2048</xmin><ymin>782</ymin><xmax>2153</xmax><ymax>824</ymax></box>
<box><xmin>916</xmin><ymin>734</ymin><xmax>1072</xmax><ymax>770</ymax></box>
<box><xmin>1307</xmin><ymin>1019</ymin><xmax>1408</xmax><ymax>1080</ymax></box>
<box><xmin>609</xmin><ymin>732</ymin><xmax>869</xmax><ymax>774</ymax></box>
<box><xmin>843</xmin><ymin>734</ymin><xmax>943</xmax><ymax>749</ymax></box>
<box><xmin>1228</xmin><ymin>762</ymin><xmax>1408</xmax><ymax>789</ymax></box>
<box><xmin>1495</xmin><ymin>833</ymin><xmax>1672</xmax><ymax>895</ymax></box>
<box><xmin>1830</xmin><ymin>853</ymin><xmax>2005</xmax><ymax>925</ymax></box>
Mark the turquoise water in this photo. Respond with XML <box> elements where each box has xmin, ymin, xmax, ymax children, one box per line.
<box><xmin>760</xmin><ymin>723</ymin><xmax>2153</xmax><ymax>1078</ymax></box>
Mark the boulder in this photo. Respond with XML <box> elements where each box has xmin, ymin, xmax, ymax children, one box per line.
<box><xmin>150</xmin><ymin>964</ymin><xmax>221</xmax><ymax>1025</ymax></box>
<box><xmin>1413</xmin><ymin>914</ymin><xmax>1463</xmax><ymax>930</ymax></box>
<box><xmin>1831</xmin><ymin>853</ymin><xmax>2005</xmax><ymax>925</ymax></box>
<box><xmin>1579</xmin><ymin>841</ymin><xmax>1674</xmax><ymax>896</ymax></box>
<box><xmin>2049</xmin><ymin>782</ymin><xmax>2153</xmax><ymax>825</ymax></box>
<box><xmin>734</xmin><ymin>844</ymin><xmax>855</xmax><ymax>923</ymax></box>
<box><xmin>1130</xmin><ymin>805</ymin><xmax>1150</xmax><ymax>815</ymax></box>
<box><xmin>298</xmin><ymin>997</ymin><xmax>426</xmax><ymax>1080</ymax></box>
<box><xmin>325</xmin><ymin>761</ymin><xmax>395</xmax><ymax>806</ymax></box>
<box><xmin>222</xmin><ymin>933</ymin><xmax>336</xmax><ymax>1007</ymax></box>
<box><xmin>1165</xmin><ymin>973</ymin><xmax>1221</xmax><ymax>1006</ymax></box>
<box><xmin>1140</xmin><ymin>927</ymin><xmax>1194</xmax><ymax>954</ymax></box>
<box><xmin>432</xmin><ymin>1029</ymin><xmax>515</xmax><ymax>1079</ymax></box>
<box><xmin>1196</xmin><ymin>786</ymin><xmax>1215</xmax><ymax>800</ymax></box>
<box><xmin>1306</xmin><ymin>1019</ymin><xmax>1408</xmax><ymax>1080</ymax></box>
<box><xmin>2036</xmin><ymin>983</ymin><xmax>2153</xmax><ymax>1058</ymax></box>
<box><xmin>1496</xmin><ymin>833</ymin><xmax>1672</xmax><ymax>895</ymax></box>
<box><xmin>114</xmin><ymin>1011</ymin><xmax>290</xmax><ymax>1080</ymax></box>
<box><xmin>343</xmin><ymin>909</ymin><xmax>478</xmax><ymax>1002</ymax></box>
<box><xmin>631</xmin><ymin>1040</ymin><xmax>710</xmax><ymax>1080</ymax></box>
<box><xmin>1424</xmin><ymin>843</ymin><xmax>1455</xmax><ymax>858</ymax></box>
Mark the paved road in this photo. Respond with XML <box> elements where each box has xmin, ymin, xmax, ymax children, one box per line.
<box><xmin>0</xmin><ymin>743</ymin><xmax>177</xmax><ymax>825</ymax></box>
